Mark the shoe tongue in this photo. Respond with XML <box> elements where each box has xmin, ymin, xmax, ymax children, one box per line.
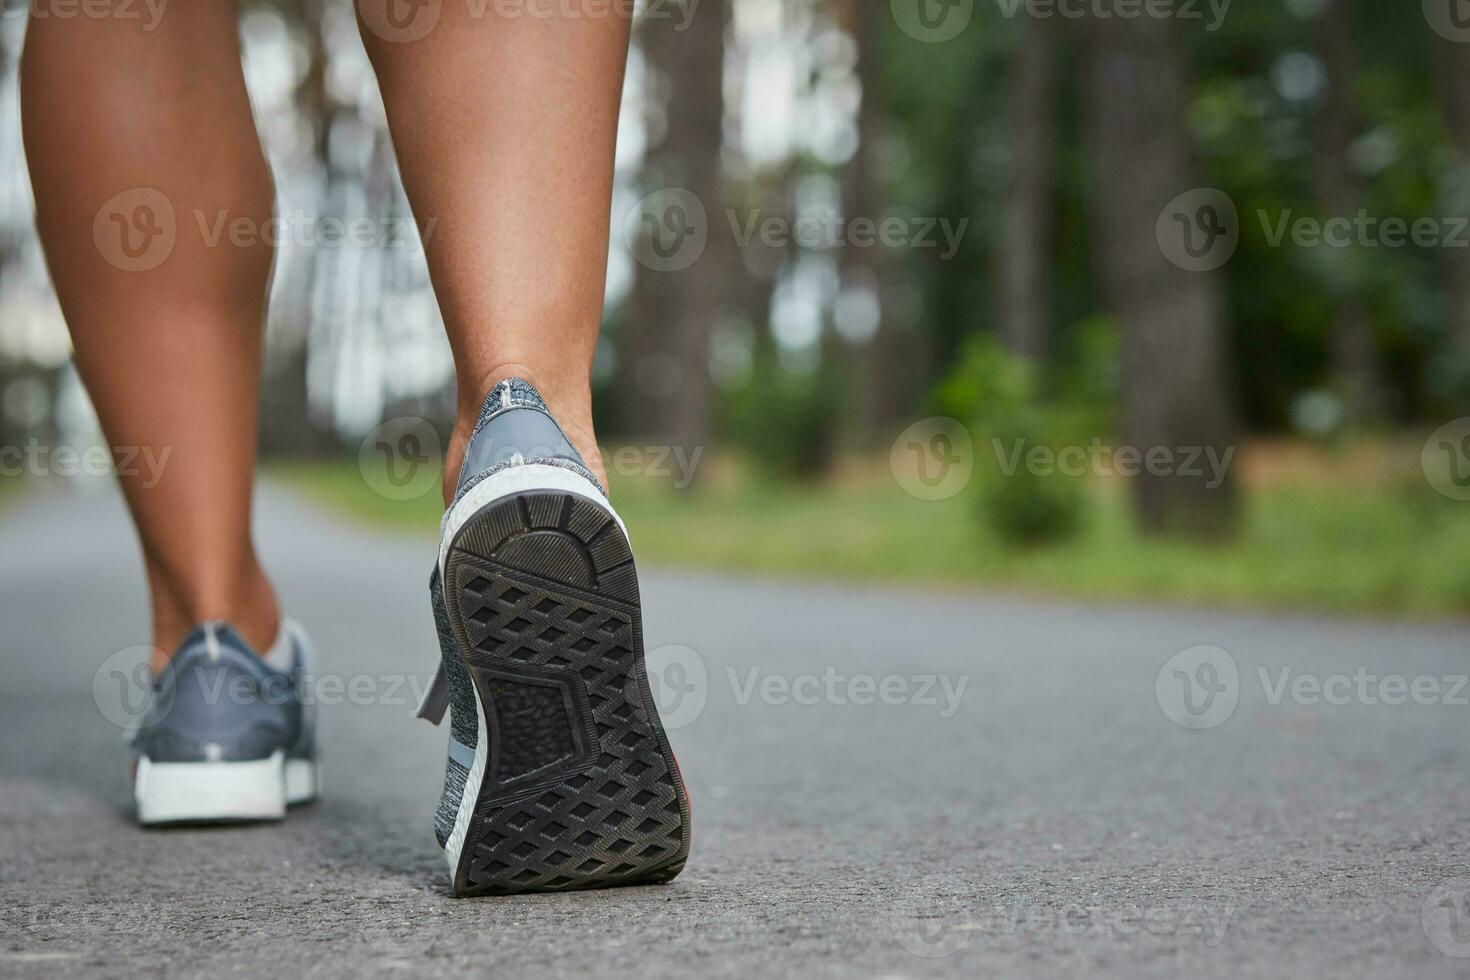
<box><xmin>479</xmin><ymin>377</ymin><xmax>549</xmax><ymax>420</ymax></box>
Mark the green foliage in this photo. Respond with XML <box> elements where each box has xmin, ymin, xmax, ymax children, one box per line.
<box><xmin>936</xmin><ymin>323</ymin><xmax>1119</xmax><ymax>546</ymax></box>
<box><xmin>716</xmin><ymin>352</ymin><xmax>844</xmax><ymax>480</ymax></box>
<box><xmin>1428</xmin><ymin>347</ymin><xmax>1470</xmax><ymax>415</ymax></box>
<box><xmin>278</xmin><ymin>455</ymin><xmax>1470</xmax><ymax>617</ymax></box>
<box><xmin>868</xmin><ymin>0</ymin><xmax>1468</xmax><ymax>433</ymax></box>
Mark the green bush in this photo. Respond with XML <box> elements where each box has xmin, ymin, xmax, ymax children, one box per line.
<box><xmin>937</xmin><ymin>323</ymin><xmax>1118</xmax><ymax>545</ymax></box>
<box><xmin>718</xmin><ymin>352</ymin><xmax>844</xmax><ymax>480</ymax></box>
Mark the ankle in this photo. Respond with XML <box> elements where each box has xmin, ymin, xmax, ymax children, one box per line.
<box><xmin>444</xmin><ymin>362</ymin><xmax>606</xmax><ymax>501</ymax></box>
<box><xmin>149</xmin><ymin>561</ymin><xmax>281</xmax><ymax>665</ymax></box>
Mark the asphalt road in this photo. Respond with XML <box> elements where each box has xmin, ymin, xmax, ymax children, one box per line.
<box><xmin>2</xmin><ymin>482</ymin><xmax>1469</xmax><ymax>979</ymax></box>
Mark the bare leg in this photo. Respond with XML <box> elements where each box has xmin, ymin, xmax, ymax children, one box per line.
<box><xmin>22</xmin><ymin>3</ymin><xmax>279</xmax><ymax>661</ymax></box>
<box><xmin>357</xmin><ymin>2</ymin><xmax>632</xmax><ymax>498</ymax></box>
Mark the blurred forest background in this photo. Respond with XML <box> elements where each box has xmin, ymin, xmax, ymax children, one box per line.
<box><xmin>1</xmin><ymin>0</ymin><xmax>1469</xmax><ymax>613</ymax></box>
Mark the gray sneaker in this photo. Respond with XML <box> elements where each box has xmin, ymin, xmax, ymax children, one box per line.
<box><xmin>417</xmin><ymin>377</ymin><xmax>691</xmax><ymax>896</ymax></box>
<box><xmin>131</xmin><ymin>620</ymin><xmax>317</xmax><ymax>824</ymax></box>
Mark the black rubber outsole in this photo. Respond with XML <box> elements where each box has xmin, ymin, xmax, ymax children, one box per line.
<box><xmin>442</xmin><ymin>489</ymin><xmax>691</xmax><ymax>897</ymax></box>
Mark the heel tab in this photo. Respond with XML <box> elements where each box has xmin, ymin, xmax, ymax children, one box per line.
<box><xmin>417</xmin><ymin>664</ymin><xmax>450</xmax><ymax>725</ymax></box>
<box><xmin>472</xmin><ymin>377</ymin><xmax>551</xmax><ymax>433</ymax></box>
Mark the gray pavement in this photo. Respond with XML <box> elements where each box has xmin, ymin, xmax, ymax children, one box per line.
<box><xmin>1</xmin><ymin>481</ymin><xmax>1468</xmax><ymax>979</ymax></box>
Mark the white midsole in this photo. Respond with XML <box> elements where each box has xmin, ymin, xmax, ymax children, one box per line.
<box><xmin>285</xmin><ymin>759</ymin><xmax>318</xmax><ymax>805</ymax></box>
<box><xmin>135</xmin><ymin>751</ymin><xmax>286</xmax><ymax>824</ymax></box>
<box><xmin>444</xmin><ymin>671</ymin><xmax>490</xmax><ymax>880</ymax></box>
<box><xmin>437</xmin><ymin>463</ymin><xmax>624</xmax><ymax>581</ymax></box>
<box><xmin>439</xmin><ymin>461</ymin><xmax>624</xmax><ymax>883</ymax></box>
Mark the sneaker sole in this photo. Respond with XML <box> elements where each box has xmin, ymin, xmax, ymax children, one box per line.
<box><xmin>135</xmin><ymin>750</ymin><xmax>287</xmax><ymax>825</ymax></box>
<box><xmin>440</xmin><ymin>481</ymin><xmax>691</xmax><ymax>896</ymax></box>
<box><xmin>285</xmin><ymin>758</ymin><xmax>319</xmax><ymax>806</ymax></box>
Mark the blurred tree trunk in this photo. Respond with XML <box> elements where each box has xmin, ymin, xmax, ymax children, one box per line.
<box><xmin>619</xmin><ymin>247</ymin><xmax>658</xmax><ymax>437</ymax></box>
<box><xmin>1085</xmin><ymin>15</ymin><xmax>1238</xmax><ymax>538</ymax></box>
<box><xmin>841</xmin><ymin>0</ymin><xmax>908</xmax><ymax>443</ymax></box>
<box><xmin>999</xmin><ymin>11</ymin><xmax>1057</xmax><ymax>361</ymax></box>
<box><xmin>1317</xmin><ymin>0</ymin><xmax>1384</xmax><ymax>423</ymax></box>
<box><xmin>0</xmin><ymin>361</ymin><xmax>25</xmax><ymax>454</ymax></box>
<box><xmin>927</xmin><ymin>53</ymin><xmax>990</xmax><ymax>386</ymax></box>
<box><xmin>260</xmin><ymin>0</ymin><xmax>337</xmax><ymax>456</ymax></box>
<box><xmin>738</xmin><ymin>176</ymin><xmax>789</xmax><ymax>357</ymax></box>
<box><xmin>0</xmin><ymin>26</ymin><xmax>16</xmax><ymax>277</ymax></box>
<box><xmin>624</xmin><ymin>0</ymin><xmax>728</xmax><ymax>457</ymax></box>
<box><xmin>1437</xmin><ymin>30</ymin><xmax>1470</xmax><ymax>379</ymax></box>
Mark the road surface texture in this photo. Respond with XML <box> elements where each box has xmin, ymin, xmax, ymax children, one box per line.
<box><xmin>1</xmin><ymin>483</ymin><xmax>1468</xmax><ymax>979</ymax></box>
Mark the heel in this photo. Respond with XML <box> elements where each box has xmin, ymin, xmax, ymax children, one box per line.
<box><xmin>443</xmin><ymin>490</ymin><xmax>690</xmax><ymax>894</ymax></box>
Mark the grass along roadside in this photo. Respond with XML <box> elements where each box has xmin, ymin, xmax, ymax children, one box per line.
<box><xmin>0</xmin><ymin>474</ymin><xmax>28</xmax><ymax>511</ymax></box>
<box><xmin>271</xmin><ymin>443</ymin><xmax>1470</xmax><ymax>617</ymax></box>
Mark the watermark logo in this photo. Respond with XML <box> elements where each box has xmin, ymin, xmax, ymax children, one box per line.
<box><xmin>94</xmin><ymin>187</ymin><xmax>176</xmax><ymax>272</ymax></box>
<box><xmin>625</xmin><ymin>188</ymin><xmax>708</xmax><ymax>272</ymax></box>
<box><xmin>1423</xmin><ymin>417</ymin><xmax>1470</xmax><ymax>501</ymax></box>
<box><xmin>890</xmin><ymin>417</ymin><xmax>974</xmax><ymax>500</ymax></box>
<box><xmin>890</xmin><ymin>0</ymin><xmax>974</xmax><ymax>43</ymax></box>
<box><xmin>92</xmin><ymin>645</ymin><xmax>166</xmax><ymax>731</ymax></box>
<box><xmin>358</xmin><ymin>0</ymin><xmax>441</xmax><ymax>42</ymax></box>
<box><xmin>1424</xmin><ymin>879</ymin><xmax>1470</xmax><ymax>957</ymax></box>
<box><xmin>358</xmin><ymin>417</ymin><xmax>442</xmax><ymax>500</ymax></box>
<box><xmin>1425</xmin><ymin>0</ymin><xmax>1470</xmax><ymax>43</ymax></box>
<box><xmin>1156</xmin><ymin>644</ymin><xmax>1239</xmax><ymax>730</ymax></box>
<box><xmin>637</xmin><ymin>904</ymin><xmax>701</xmax><ymax>948</ymax></box>
<box><xmin>889</xmin><ymin>874</ymin><xmax>976</xmax><ymax>958</ymax></box>
<box><xmin>646</xmin><ymin>644</ymin><xmax>708</xmax><ymax>729</ymax></box>
<box><xmin>1156</xmin><ymin>188</ymin><xmax>1238</xmax><ymax>272</ymax></box>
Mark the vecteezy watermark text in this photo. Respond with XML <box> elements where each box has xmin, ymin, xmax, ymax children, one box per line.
<box><xmin>993</xmin><ymin>438</ymin><xmax>1235</xmax><ymax>488</ymax></box>
<box><xmin>1258</xmin><ymin>210</ymin><xmax>1470</xmax><ymax>250</ymax></box>
<box><xmin>726</xmin><ymin>666</ymin><xmax>968</xmax><ymax>718</ymax></box>
<box><xmin>641</xmin><ymin>646</ymin><xmax>971</xmax><ymax>729</ymax></box>
<box><xmin>97</xmin><ymin>644</ymin><xmax>967</xmax><ymax>732</ymax></box>
<box><xmin>357</xmin><ymin>0</ymin><xmax>697</xmax><ymax>44</ymax></box>
<box><xmin>93</xmin><ymin>187</ymin><xmax>435</xmax><ymax>273</ymax></box>
<box><xmin>93</xmin><ymin>656</ymin><xmax>441</xmax><ymax>731</ymax></box>
<box><xmin>888</xmin><ymin>419</ymin><xmax>1236</xmax><ymax>501</ymax></box>
<box><xmin>624</xmin><ymin>187</ymin><xmax>971</xmax><ymax>272</ymax></box>
<box><xmin>1157</xmin><ymin>644</ymin><xmax>1470</xmax><ymax>731</ymax></box>
<box><xmin>357</xmin><ymin>417</ymin><xmax>705</xmax><ymax>501</ymax></box>
<box><xmin>993</xmin><ymin>0</ymin><xmax>1231</xmax><ymax>31</ymax></box>
<box><xmin>466</xmin><ymin>0</ymin><xmax>696</xmax><ymax>29</ymax></box>
<box><xmin>1158</xmin><ymin>187</ymin><xmax>1470</xmax><ymax>272</ymax></box>
<box><xmin>726</xmin><ymin>210</ymin><xmax>969</xmax><ymax>262</ymax></box>
<box><xmin>194</xmin><ymin>209</ymin><xmax>434</xmax><ymax>254</ymax></box>
<box><xmin>10</xmin><ymin>0</ymin><xmax>168</xmax><ymax>30</ymax></box>
<box><xmin>0</xmin><ymin>440</ymin><xmax>170</xmax><ymax>488</ymax></box>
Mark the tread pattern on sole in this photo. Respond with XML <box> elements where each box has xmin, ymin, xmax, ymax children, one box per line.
<box><xmin>444</xmin><ymin>491</ymin><xmax>690</xmax><ymax>896</ymax></box>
